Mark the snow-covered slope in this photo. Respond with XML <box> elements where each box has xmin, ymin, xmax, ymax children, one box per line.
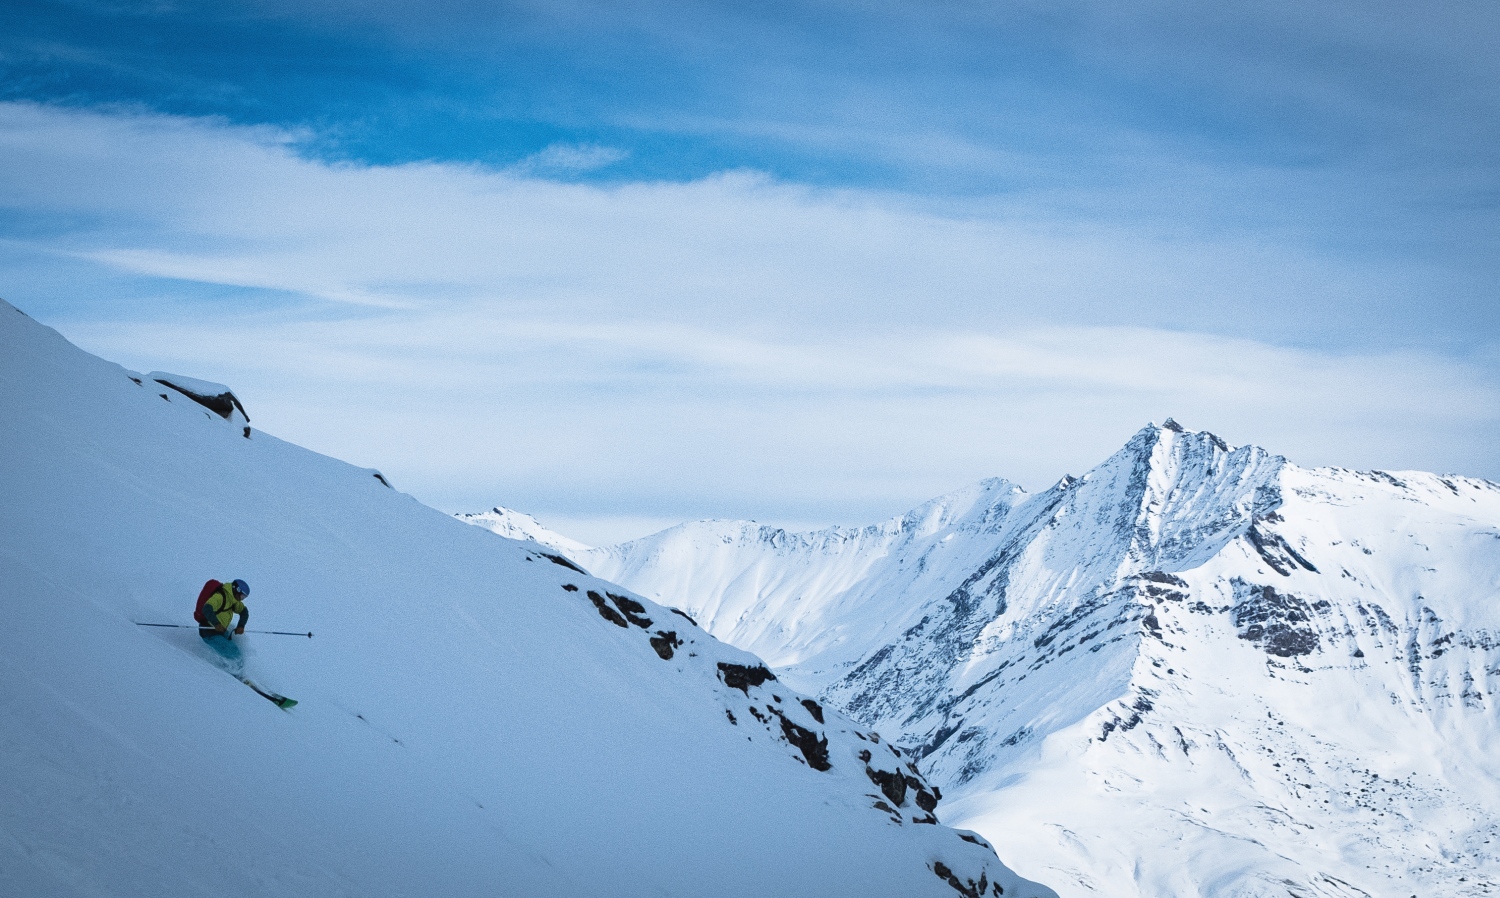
<box><xmin>0</xmin><ymin>299</ymin><xmax>1054</xmax><ymax>898</ymax></box>
<box><xmin>578</xmin><ymin>421</ymin><xmax>1500</xmax><ymax>896</ymax></box>
<box><xmin>575</xmin><ymin>478</ymin><xmax>1030</xmax><ymax>694</ymax></box>
<box><xmin>457</xmin><ymin>506</ymin><xmax>593</xmax><ymax>558</ymax></box>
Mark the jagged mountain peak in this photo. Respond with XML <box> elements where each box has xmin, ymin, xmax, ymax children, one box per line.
<box><xmin>570</xmin><ymin>422</ymin><xmax>1289</xmax><ymax>690</ymax></box>
<box><xmin>579</xmin><ymin>423</ymin><xmax>1500</xmax><ymax>896</ymax></box>
<box><xmin>1060</xmin><ymin>420</ymin><xmax>1286</xmax><ymax>572</ymax></box>
<box><xmin>1102</xmin><ymin>419</ymin><xmax>1269</xmax><ymax>478</ymax></box>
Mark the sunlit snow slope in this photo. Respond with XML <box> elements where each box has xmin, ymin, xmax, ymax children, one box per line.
<box><xmin>0</xmin><ymin>300</ymin><xmax>1055</xmax><ymax>898</ymax></box>
<box><xmin>578</xmin><ymin>421</ymin><xmax>1500</xmax><ymax>897</ymax></box>
<box><xmin>456</xmin><ymin>506</ymin><xmax>592</xmax><ymax>557</ymax></box>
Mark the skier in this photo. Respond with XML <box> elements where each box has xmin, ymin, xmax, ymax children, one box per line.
<box><xmin>196</xmin><ymin>578</ymin><xmax>250</xmax><ymax>675</ymax></box>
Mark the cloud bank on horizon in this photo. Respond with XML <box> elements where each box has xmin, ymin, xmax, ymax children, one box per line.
<box><xmin>1</xmin><ymin>0</ymin><xmax>1496</xmax><ymax>543</ymax></box>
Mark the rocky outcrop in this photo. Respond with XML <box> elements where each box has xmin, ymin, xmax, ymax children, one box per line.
<box><xmin>147</xmin><ymin>371</ymin><xmax>249</xmax><ymax>423</ymax></box>
<box><xmin>556</xmin><ymin>576</ymin><xmax>1018</xmax><ymax>867</ymax></box>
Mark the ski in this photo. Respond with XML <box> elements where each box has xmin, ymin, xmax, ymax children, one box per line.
<box><xmin>241</xmin><ymin>678</ymin><xmax>297</xmax><ymax>709</ymax></box>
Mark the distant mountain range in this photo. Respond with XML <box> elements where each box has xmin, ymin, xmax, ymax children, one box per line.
<box><xmin>467</xmin><ymin>420</ymin><xmax>1500</xmax><ymax>896</ymax></box>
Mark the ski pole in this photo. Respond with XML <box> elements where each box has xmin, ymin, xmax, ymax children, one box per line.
<box><xmin>134</xmin><ymin>622</ymin><xmax>313</xmax><ymax>638</ymax></box>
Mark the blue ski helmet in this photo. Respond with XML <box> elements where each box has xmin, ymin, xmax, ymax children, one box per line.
<box><xmin>231</xmin><ymin>578</ymin><xmax>250</xmax><ymax>598</ymax></box>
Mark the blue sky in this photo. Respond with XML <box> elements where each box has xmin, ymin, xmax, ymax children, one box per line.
<box><xmin>2</xmin><ymin>0</ymin><xmax>1497</xmax><ymax>542</ymax></box>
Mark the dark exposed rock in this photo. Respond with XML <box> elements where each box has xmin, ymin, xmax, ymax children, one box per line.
<box><xmin>585</xmin><ymin>590</ymin><xmax>628</xmax><ymax>628</ymax></box>
<box><xmin>775</xmin><ymin>710</ymin><xmax>831</xmax><ymax>770</ymax></box>
<box><xmin>915</xmin><ymin>787</ymin><xmax>939</xmax><ymax>812</ymax></box>
<box><xmin>608</xmin><ymin>592</ymin><xmax>646</xmax><ymax>614</ymax></box>
<box><xmin>1247</xmin><ymin>524</ymin><xmax>1319</xmax><ymax>576</ymax></box>
<box><xmin>1031</xmin><ymin>593</ymin><xmax>1112</xmax><ymax>650</ymax></box>
<box><xmin>920</xmin><ymin>722</ymin><xmax>961</xmax><ymax>757</ymax></box>
<box><xmin>717</xmin><ymin>662</ymin><xmax>776</xmax><ymax>693</ymax></box>
<box><xmin>561</xmin><ymin>584</ymin><xmax>578</xmax><ymax>592</ymax></box>
<box><xmin>1130</xmin><ymin>572</ymin><xmax>1191</xmax><ymax>607</ymax></box>
<box><xmin>1099</xmin><ymin>695</ymin><xmax>1154</xmax><ymax>741</ymax></box>
<box><xmin>1134</xmin><ymin>571</ymin><xmax>1189</xmax><ymax>588</ymax></box>
<box><xmin>866</xmin><ymin>766</ymin><xmax>908</xmax><ymax>806</ymax></box>
<box><xmin>858</xmin><ymin>748</ymin><xmax>872</xmax><ymax>763</ymax></box>
<box><xmin>670</xmin><ymin>607</ymin><xmax>699</xmax><ymax>626</ymax></box>
<box><xmin>152</xmin><ymin>375</ymin><xmax>250</xmax><ymax>421</ymax></box>
<box><xmin>1231</xmin><ymin>579</ymin><xmax>1320</xmax><ymax>657</ymax></box>
<box><xmin>913</xmin><ymin>812</ymin><xmax>938</xmax><ymax>824</ymax></box>
<box><xmin>800</xmin><ymin>698</ymin><xmax>825</xmax><ymax>723</ymax></box>
<box><xmin>649</xmin><ymin>630</ymin><xmax>681</xmax><ymax>660</ymax></box>
<box><xmin>607</xmin><ymin>592</ymin><xmax>653</xmax><ymax>628</ymax></box>
<box><xmin>372</xmin><ymin>471</ymin><xmax>391</xmax><ymax>488</ymax></box>
<box><xmin>541</xmin><ymin>553</ymin><xmax>588</xmax><ymax>574</ymax></box>
<box><xmin>999</xmin><ymin>727</ymin><xmax>1031</xmax><ymax>747</ymax></box>
<box><xmin>725</xmin><ymin>709</ymin><xmax>736</xmax><ymax>725</ymax></box>
<box><xmin>931</xmin><ymin>861</ymin><xmax>999</xmax><ymax>898</ymax></box>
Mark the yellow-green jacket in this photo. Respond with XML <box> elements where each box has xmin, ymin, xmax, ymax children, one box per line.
<box><xmin>201</xmin><ymin>581</ymin><xmax>249</xmax><ymax>632</ymax></box>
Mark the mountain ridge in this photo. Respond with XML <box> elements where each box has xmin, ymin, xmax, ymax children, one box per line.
<box><xmin>482</xmin><ymin>420</ymin><xmax>1500</xmax><ymax>895</ymax></box>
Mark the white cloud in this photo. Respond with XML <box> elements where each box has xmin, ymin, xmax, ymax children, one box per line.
<box><xmin>0</xmin><ymin>101</ymin><xmax>1428</xmax><ymax>334</ymax></box>
<box><xmin>1</xmin><ymin>101</ymin><xmax>1496</xmax><ymax>541</ymax></box>
<box><xmin>513</xmin><ymin>143</ymin><xmax>629</xmax><ymax>174</ymax></box>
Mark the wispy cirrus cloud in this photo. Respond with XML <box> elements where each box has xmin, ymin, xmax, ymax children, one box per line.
<box><xmin>0</xmin><ymin>101</ymin><xmax>1494</xmax><ymax>542</ymax></box>
<box><xmin>513</xmin><ymin>143</ymin><xmax>628</xmax><ymax>175</ymax></box>
<box><xmin>0</xmin><ymin>102</ymin><xmax>1479</xmax><ymax>343</ymax></box>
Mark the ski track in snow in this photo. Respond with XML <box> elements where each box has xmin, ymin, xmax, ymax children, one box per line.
<box><xmin>0</xmin><ymin>299</ymin><xmax>1055</xmax><ymax>898</ymax></box>
<box><xmin>538</xmin><ymin>420</ymin><xmax>1500</xmax><ymax>897</ymax></box>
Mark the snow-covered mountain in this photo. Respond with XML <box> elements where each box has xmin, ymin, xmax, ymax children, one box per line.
<box><xmin>457</xmin><ymin>506</ymin><xmax>593</xmax><ymax>557</ymax></box>
<box><xmin>570</xmin><ymin>420</ymin><xmax>1500</xmax><ymax>896</ymax></box>
<box><xmin>0</xmin><ymin>298</ymin><xmax>1055</xmax><ymax>898</ymax></box>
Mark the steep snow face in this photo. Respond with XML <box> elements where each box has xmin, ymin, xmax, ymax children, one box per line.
<box><xmin>457</xmin><ymin>506</ymin><xmax>593</xmax><ymax>557</ymax></box>
<box><xmin>956</xmin><ymin>463</ymin><xmax>1500</xmax><ymax>897</ymax></box>
<box><xmin>583</xmin><ymin>421</ymin><xmax>1500</xmax><ymax>896</ymax></box>
<box><xmin>0</xmin><ymin>301</ymin><xmax>1055</xmax><ymax>898</ymax></box>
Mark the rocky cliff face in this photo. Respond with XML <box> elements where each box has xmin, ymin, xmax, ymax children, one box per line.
<box><xmin>574</xmin><ymin>421</ymin><xmax>1500</xmax><ymax>896</ymax></box>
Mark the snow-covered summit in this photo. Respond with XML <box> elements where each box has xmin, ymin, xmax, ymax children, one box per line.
<box><xmin>582</xmin><ymin>419</ymin><xmax>1500</xmax><ymax>896</ymax></box>
<box><xmin>457</xmin><ymin>505</ymin><xmax>593</xmax><ymax>557</ymax></box>
<box><xmin>0</xmin><ymin>298</ymin><xmax>1055</xmax><ymax>898</ymax></box>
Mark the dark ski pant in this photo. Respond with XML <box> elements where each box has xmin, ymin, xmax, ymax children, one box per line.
<box><xmin>199</xmin><ymin>631</ymin><xmax>244</xmax><ymax>677</ymax></box>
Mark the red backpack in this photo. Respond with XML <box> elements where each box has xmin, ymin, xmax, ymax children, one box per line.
<box><xmin>194</xmin><ymin>579</ymin><xmax>223</xmax><ymax>625</ymax></box>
